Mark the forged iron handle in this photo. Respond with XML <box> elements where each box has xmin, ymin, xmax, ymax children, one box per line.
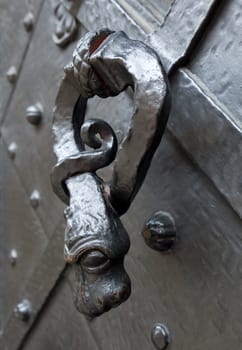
<box><xmin>51</xmin><ymin>29</ymin><xmax>171</xmax><ymax>317</ymax></box>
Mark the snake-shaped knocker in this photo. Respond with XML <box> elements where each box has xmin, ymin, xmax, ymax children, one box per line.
<box><xmin>51</xmin><ymin>29</ymin><xmax>171</xmax><ymax>318</ymax></box>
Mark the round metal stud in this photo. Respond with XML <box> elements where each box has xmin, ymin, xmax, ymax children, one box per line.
<box><xmin>7</xmin><ymin>142</ymin><xmax>18</xmax><ymax>160</ymax></box>
<box><xmin>14</xmin><ymin>299</ymin><xmax>32</xmax><ymax>322</ymax></box>
<box><xmin>151</xmin><ymin>323</ymin><xmax>171</xmax><ymax>350</ymax></box>
<box><xmin>9</xmin><ymin>249</ymin><xmax>18</xmax><ymax>266</ymax></box>
<box><xmin>23</xmin><ymin>12</ymin><xmax>34</xmax><ymax>32</ymax></box>
<box><xmin>142</xmin><ymin>211</ymin><xmax>176</xmax><ymax>252</ymax></box>
<box><xmin>6</xmin><ymin>66</ymin><xmax>17</xmax><ymax>83</ymax></box>
<box><xmin>25</xmin><ymin>104</ymin><xmax>43</xmax><ymax>125</ymax></box>
<box><xmin>30</xmin><ymin>190</ymin><xmax>41</xmax><ymax>209</ymax></box>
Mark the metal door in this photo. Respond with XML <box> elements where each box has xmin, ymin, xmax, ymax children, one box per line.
<box><xmin>0</xmin><ymin>0</ymin><xmax>241</xmax><ymax>349</ymax></box>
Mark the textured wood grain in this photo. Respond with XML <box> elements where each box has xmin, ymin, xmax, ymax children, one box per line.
<box><xmin>0</xmin><ymin>217</ymin><xmax>66</xmax><ymax>350</ymax></box>
<box><xmin>83</xmin><ymin>132</ymin><xmax>242</xmax><ymax>350</ymax></box>
<box><xmin>19</xmin><ymin>272</ymin><xmax>100</xmax><ymax>350</ymax></box>
<box><xmin>0</xmin><ymin>0</ymin><xmax>43</xmax><ymax>123</ymax></box>
<box><xmin>1</xmin><ymin>1</ymin><xmax>242</xmax><ymax>349</ymax></box>
<box><xmin>21</xmin><ymin>132</ymin><xmax>242</xmax><ymax>350</ymax></box>
<box><xmin>0</xmin><ymin>140</ymin><xmax>47</xmax><ymax>332</ymax></box>
<box><xmin>1</xmin><ymin>0</ymin><xmax>74</xmax><ymax>237</ymax></box>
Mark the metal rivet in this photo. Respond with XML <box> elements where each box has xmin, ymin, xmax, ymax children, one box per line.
<box><xmin>142</xmin><ymin>211</ymin><xmax>176</xmax><ymax>252</ymax></box>
<box><xmin>6</xmin><ymin>66</ymin><xmax>17</xmax><ymax>83</ymax></box>
<box><xmin>30</xmin><ymin>190</ymin><xmax>41</xmax><ymax>209</ymax></box>
<box><xmin>9</xmin><ymin>249</ymin><xmax>18</xmax><ymax>266</ymax></box>
<box><xmin>7</xmin><ymin>142</ymin><xmax>18</xmax><ymax>159</ymax></box>
<box><xmin>23</xmin><ymin>12</ymin><xmax>34</xmax><ymax>32</ymax></box>
<box><xmin>151</xmin><ymin>323</ymin><xmax>171</xmax><ymax>350</ymax></box>
<box><xmin>25</xmin><ymin>103</ymin><xmax>43</xmax><ymax>125</ymax></box>
<box><xmin>14</xmin><ymin>299</ymin><xmax>32</xmax><ymax>322</ymax></box>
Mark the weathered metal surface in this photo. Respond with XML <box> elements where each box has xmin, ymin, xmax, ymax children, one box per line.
<box><xmin>75</xmin><ymin>0</ymin><xmax>241</xmax><ymax>219</ymax></box>
<box><xmin>154</xmin><ymin>0</ymin><xmax>242</xmax><ymax>220</ymax></box>
<box><xmin>169</xmin><ymin>68</ymin><xmax>242</xmax><ymax>218</ymax></box>
<box><xmin>1</xmin><ymin>0</ymin><xmax>242</xmax><ymax>349</ymax></box>
<box><xmin>81</xmin><ymin>132</ymin><xmax>242</xmax><ymax>350</ymax></box>
<box><xmin>8</xmin><ymin>249</ymin><xmax>18</xmax><ymax>267</ymax></box>
<box><xmin>142</xmin><ymin>211</ymin><xmax>176</xmax><ymax>252</ymax></box>
<box><xmin>51</xmin><ymin>29</ymin><xmax>170</xmax><ymax>316</ymax></box>
<box><xmin>23</xmin><ymin>12</ymin><xmax>35</xmax><ymax>32</ymax></box>
<box><xmin>151</xmin><ymin>323</ymin><xmax>171</xmax><ymax>350</ymax></box>
<box><xmin>1</xmin><ymin>0</ymin><xmax>78</xmax><ymax>237</ymax></box>
<box><xmin>52</xmin><ymin>30</ymin><xmax>170</xmax><ymax>210</ymax></box>
<box><xmin>20</xmin><ymin>132</ymin><xmax>242</xmax><ymax>350</ymax></box>
<box><xmin>7</xmin><ymin>142</ymin><xmax>17</xmax><ymax>160</ymax></box>
<box><xmin>51</xmin><ymin>0</ymin><xmax>81</xmax><ymax>47</ymax></box>
<box><xmin>0</xmin><ymin>0</ymin><xmax>43</xmax><ymax>122</ymax></box>
<box><xmin>20</xmin><ymin>275</ymin><xmax>100</xmax><ymax>350</ymax></box>
<box><xmin>30</xmin><ymin>190</ymin><xmax>41</xmax><ymax>209</ymax></box>
<box><xmin>14</xmin><ymin>299</ymin><xmax>32</xmax><ymax>323</ymax></box>
<box><xmin>0</xmin><ymin>218</ymin><xmax>66</xmax><ymax>350</ymax></box>
<box><xmin>76</xmin><ymin>0</ymin><xmax>218</xmax><ymax>74</ymax></box>
<box><xmin>77</xmin><ymin>0</ymin><xmax>147</xmax><ymax>40</ymax></box>
<box><xmin>6</xmin><ymin>66</ymin><xmax>17</xmax><ymax>84</ymax></box>
<box><xmin>0</xmin><ymin>140</ymin><xmax>47</xmax><ymax>331</ymax></box>
<box><xmin>150</xmin><ymin>0</ymin><xmax>219</xmax><ymax>73</ymax></box>
<box><xmin>25</xmin><ymin>104</ymin><xmax>43</xmax><ymax>125</ymax></box>
<box><xmin>189</xmin><ymin>0</ymin><xmax>242</xmax><ymax>127</ymax></box>
<box><xmin>63</xmin><ymin>174</ymin><xmax>131</xmax><ymax>317</ymax></box>
<box><xmin>52</xmin><ymin>98</ymin><xmax>118</xmax><ymax>204</ymax></box>
<box><xmin>116</xmin><ymin>0</ymin><xmax>162</xmax><ymax>32</ymax></box>
<box><xmin>137</xmin><ymin>0</ymin><xmax>173</xmax><ymax>21</ymax></box>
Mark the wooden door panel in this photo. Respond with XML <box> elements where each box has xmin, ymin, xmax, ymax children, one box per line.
<box><xmin>19</xmin><ymin>273</ymin><xmax>100</xmax><ymax>350</ymax></box>
<box><xmin>21</xmin><ymin>132</ymin><xmax>242</xmax><ymax>350</ymax></box>
<box><xmin>0</xmin><ymin>0</ymin><xmax>43</xmax><ymax>122</ymax></box>
<box><xmin>1</xmin><ymin>0</ymin><xmax>242</xmax><ymax>349</ymax></box>
<box><xmin>85</xmin><ymin>132</ymin><xmax>242</xmax><ymax>350</ymax></box>
<box><xmin>1</xmin><ymin>0</ymin><xmax>77</xmax><ymax>237</ymax></box>
<box><xmin>0</xmin><ymin>139</ymin><xmax>47</xmax><ymax>329</ymax></box>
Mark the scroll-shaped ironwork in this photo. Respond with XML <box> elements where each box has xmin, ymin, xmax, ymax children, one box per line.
<box><xmin>52</xmin><ymin>0</ymin><xmax>81</xmax><ymax>47</ymax></box>
<box><xmin>51</xmin><ymin>29</ymin><xmax>171</xmax><ymax>317</ymax></box>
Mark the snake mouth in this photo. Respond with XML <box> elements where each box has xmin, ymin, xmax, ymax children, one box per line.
<box><xmin>74</xmin><ymin>257</ymin><xmax>131</xmax><ymax>318</ymax></box>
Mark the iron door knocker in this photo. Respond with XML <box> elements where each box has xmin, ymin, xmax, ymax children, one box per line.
<box><xmin>51</xmin><ymin>29</ymin><xmax>171</xmax><ymax>317</ymax></box>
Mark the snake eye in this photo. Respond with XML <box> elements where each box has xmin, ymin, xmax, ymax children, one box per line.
<box><xmin>81</xmin><ymin>250</ymin><xmax>111</xmax><ymax>274</ymax></box>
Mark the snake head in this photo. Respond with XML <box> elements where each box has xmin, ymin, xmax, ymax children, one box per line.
<box><xmin>64</xmin><ymin>174</ymin><xmax>131</xmax><ymax>318</ymax></box>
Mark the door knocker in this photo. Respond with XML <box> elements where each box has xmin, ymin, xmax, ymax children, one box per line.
<box><xmin>51</xmin><ymin>29</ymin><xmax>171</xmax><ymax>317</ymax></box>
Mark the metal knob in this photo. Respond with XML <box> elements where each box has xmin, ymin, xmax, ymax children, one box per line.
<box><xmin>9</xmin><ymin>249</ymin><xmax>18</xmax><ymax>266</ymax></box>
<box><xmin>151</xmin><ymin>323</ymin><xmax>171</xmax><ymax>350</ymax></box>
<box><xmin>52</xmin><ymin>2</ymin><xmax>78</xmax><ymax>47</ymax></box>
<box><xmin>7</xmin><ymin>142</ymin><xmax>18</xmax><ymax>159</ymax></box>
<box><xmin>25</xmin><ymin>104</ymin><xmax>43</xmax><ymax>125</ymax></box>
<box><xmin>23</xmin><ymin>12</ymin><xmax>34</xmax><ymax>32</ymax></box>
<box><xmin>142</xmin><ymin>211</ymin><xmax>176</xmax><ymax>252</ymax></box>
<box><xmin>30</xmin><ymin>190</ymin><xmax>41</xmax><ymax>209</ymax></box>
<box><xmin>6</xmin><ymin>66</ymin><xmax>17</xmax><ymax>83</ymax></box>
<box><xmin>14</xmin><ymin>299</ymin><xmax>32</xmax><ymax>322</ymax></box>
<box><xmin>51</xmin><ymin>29</ymin><xmax>171</xmax><ymax>317</ymax></box>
